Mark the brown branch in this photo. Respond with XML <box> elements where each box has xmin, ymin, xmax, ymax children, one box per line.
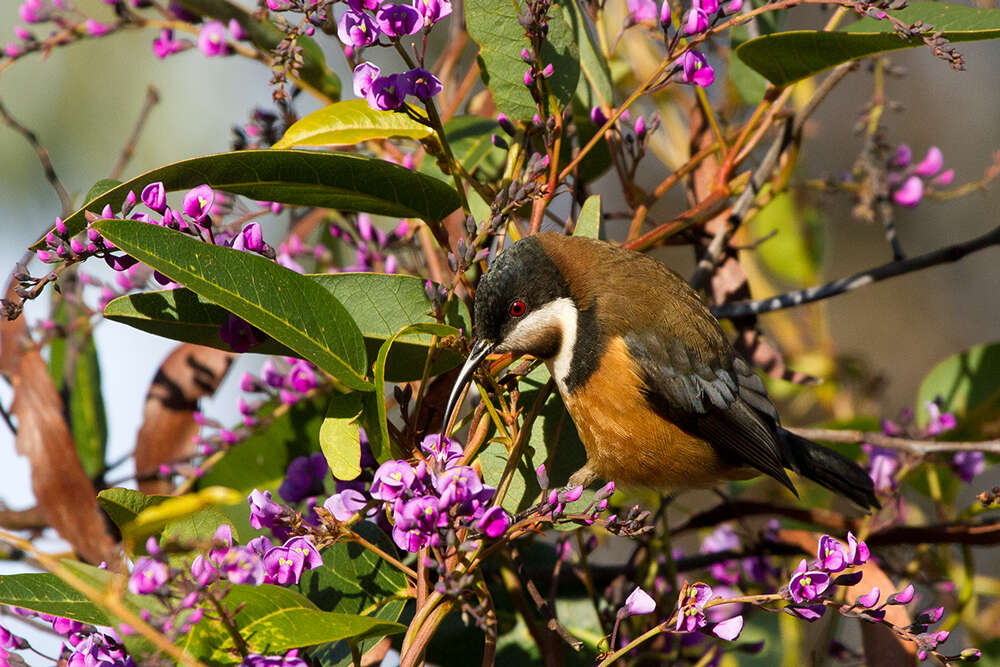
<box><xmin>788</xmin><ymin>427</ymin><xmax>1000</xmax><ymax>456</ymax></box>
<box><xmin>671</xmin><ymin>500</ymin><xmax>859</xmax><ymax>536</ymax></box>
<box><xmin>0</xmin><ymin>506</ymin><xmax>47</xmax><ymax>531</ymax></box>
<box><xmin>509</xmin><ymin>546</ymin><xmax>584</xmax><ymax>652</ymax></box>
<box><xmin>109</xmin><ymin>85</ymin><xmax>160</xmax><ymax>180</ymax></box>
<box><xmin>0</xmin><ymin>97</ymin><xmax>72</xmax><ymax>216</ymax></box>
<box><xmin>712</xmin><ymin>224</ymin><xmax>1000</xmax><ymax>319</ymax></box>
<box><xmin>869</xmin><ymin>520</ymin><xmax>1000</xmax><ymax>547</ymax></box>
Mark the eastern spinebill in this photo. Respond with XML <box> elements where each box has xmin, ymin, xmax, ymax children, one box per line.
<box><xmin>443</xmin><ymin>232</ymin><xmax>879</xmax><ymax>510</ymax></box>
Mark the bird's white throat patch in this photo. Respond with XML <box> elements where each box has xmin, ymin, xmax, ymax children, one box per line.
<box><xmin>500</xmin><ymin>297</ymin><xmax>578</xmax><ymax>394</ymax></box>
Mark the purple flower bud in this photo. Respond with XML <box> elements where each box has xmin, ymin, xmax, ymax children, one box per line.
<box><xmin>816</xmin><ymin>535</ymin><xmax>847</xmax><ymax>572</ymax></box>
<box><xmin>699</xmin><ymin>0</ymin><xmax>720</xmax><ymax>15</ymax></box>
<box><xmin>684</xmin><ymin>7</ymin><xmax>709</xmax><ymax>34</ymax></box>
<box><xmin>353</xmin><ymin>62</ymin><xmax>381</xmax><ymax>98</ymax></box>
<box><xmin>85</xmin><ymin>19</ymin><xmax>112</xmax><ymax>37</ymax></box>
<box><xmin>221</xmin><ymin>548</ymin><xmax>265</xmax><ymax>585</ymax></box>
<box><xmin>679</xmin><ymin>49</ymin><xmax>715</xmax><ymax>87</ymax></box>
<box><xmin>846</xmin><ymin>531</ymin><xmax>870</xmax><ymax>565</ymax></box>
<box><xmin>915</xmin><ymin>146</ymin><xmax>943</xmax><ymax>177</ymax></box>
<box><xmin>932</xmin><ymin>168</ymin><xmax>955</xmax><ymax>186</ymax></box>
<box><xmin>893</xmin><ymin>143</ymin><xmax>912</xmax><ymax>167</ymax></box>
<box><xmin>557</xmin><ymin>485</ymin><xmax>583</xmax><ymax>503</ymax></box>
<box><xmin>535</xmin><ymin>464</ymin><xmax>549</xmax><ymax>489</ymax></box>
<box><xmin>376</xmin><ymin>3</ymin><xmax>423</xmax><ymax>37</ymax></box>
<box><xmin>623</xmin><ymin>586</ymin><xmax>656</xmax><ymax>616</ymax></box>
<box><xmin>338</xmin><ymin>10</ymin><xmax>379</xmax><ymax>48</ymax></box>
<box><xmin>402</xmin><ymin>67</ymin><xmax>442</xmax><ymax>99</ymax></box>
<box><xmin>248</xmin><ymin>488</ymin><xmax>285</xmax><ymax>531</ymax></box>
<box><xmin>14</xmin><ymin>25</ymin><xmax>33</xmax><ymax>41</ymax></box>
<box><xmin>152</xmin><ymin>28</ymin><xmax>183</xmax><ymax>58</ymax></box>
<box><xmin>892</xmin><ymin>175</ymin><xmax>924</xmax><ymax>207</ymax></box>
<box><xmin>19</xmin><ymin>1</ymin><xmax>43</xmax><ymax>24</ymax></box>
<box><xmin>520</xmin><ymin>48</ymin><xmax>532</xmax><ymax>62</ymax></box>
<box><xmin>325</xmin><ymin>489</ymin><xmax>368</xmax><ymax>521</ymax></box>
<box><xmin>659</xmin><ymin>0</ymin><xmax>672</xmax><ymax>25</ymax></box>
<box><xmin>0</xmin><ymin>625</ymin><xmax>28</xmax><ymax>650</ymax></box>
<box><xmin>590</xmin><ymin>106</ymin><xmax>607</xmax><ymax>126</ymax></box>
<box><xmin>183</xmin><ymin>184</ymin><xmax>215</xmax><ymax>222</ymax></box>
<box><xmin>197</xmin><ymin>21</ymin><xmax>228</xmax><ymax>57</ymax></box>
<box><xmin>385</xmin><ymin>254</ymin><xmax>398</xmax><ymax>273</ymax></box>
<box><xmin>477</xmin><ymin>506</ymin><xmax>511</xmax><ymax>537</ymax></box>
<box><xmin>129</xmin><ymin>557</ymin><xmax>168</xmax><ymax>594</ymax></box>
<box><xmin>141</xmin><ymin>181</ymin><xmax>167</xmax><ymax>214</ymax></box>
<box><xmin>886</xmin><ymin>583</ymin><xmax>915</xmax><ymax>605</ymax></box>
<box><xmin>266</xmin><ymin>0</ymin><xmax>292</xmax><ymax>10</ymax></box>
<box><xmin>413</xmin><ymin>0</ymin><xmax>452</xmax><ymax>25</ymax></box>
<box><xmin>523</xmin><ymin>68</ymin><xmax>534</xmax><ymax>86</ymax></box>
<box><xmin>634</xmin><ymin>116</ymin><xmax>646</xmax><ymax>138</ymax></box>
<box><xmin>723</xmin><ymin>0</ymin><xmax>742</xmax><ymax>14</ymax></box>
<box><xmin>952</xmin><ymin>450</ymin><xmax>984</xmax><ymax>483</ymax></box>
<box><xmin>856</xmin><ymin>586</ymin><xmax>880</xmax><ymax>608</ymax></box>
<box><xmin>541</xmin><ymin>63</ymin><xmax>554</xmax><ymax>78</ymax></box>
<box><xmin>228</xmin><ymin>18</ymin><xmax>248</xmax><ymax>41</ymax></box>
<box><xmin>627</xmin><ymin>0</ymin><xmax>657</xmax><ymax>23</ymax></box>
<box><xmin>104</xmin><ymin>253</ymin><xmax>139</xmax><ymax>271</ymax></box>
<box><xmin>497</xmin><ymin>113</ymin><xmax>516</xmax><ymax>136</ymax></box>
<box><xmin>918</xmin><ymin>606</ymin><xmax>945</xmax><ymax>624</ymax></box>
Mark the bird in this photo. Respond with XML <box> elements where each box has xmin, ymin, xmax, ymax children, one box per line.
<box><xmin>442</xmin><ymin>232</ymin><xmax>879</xmax><ymax>510</ymax></box>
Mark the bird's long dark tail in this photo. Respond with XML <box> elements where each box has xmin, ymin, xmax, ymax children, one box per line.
<box><xmin>780</xmin><ymin>429</ymin><xmax>881</xmax><ymax>511</ymax></box>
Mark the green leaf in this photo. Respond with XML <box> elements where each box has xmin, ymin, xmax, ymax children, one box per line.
<box><xmin>735</xmin><ymin>2</ymin><xmax>1000</xmax><ymax>86</ymax></box>
<box><xmin>373</xmin><ymin>323</ymin><xmax>458</xmax><ymax>459</ymax></box>
<box><xmin>559</xmin><ymin>0</ymin><xmax>614</xmax><ymax>109</ymax></box>
<box><xmin>574</xmin><ymin>195</ymin><xmax>601</xmax><ymax>239</ymax></box>
<box><xmin>103</xmin><ymin>273</ymin><xmax>469</xmax><ymax>382</ymax></box>
<box><xmin>729</xmin><ymin>0</ymin><xmax>784</xmax><ymax>103</ymax></box>
<box><xmin>202</xmin><ymin>393</ymin><xmax>324</xmax><ymax>484</ymax></box>
<box><xmin>273</xmin><ymin>99</ymin><xmax>433</xmax><ymax>149</ymax></box>
<box><xmin>34</xmin><ymin>150</ymin><xmax>461</xmax><ymax>247</ymax></box>
<box><xmin>97</xmin><ymin>487</ymin><xmax>170</xmax><ymax>531</ymax></box>
<box><xmin>466</xmin><ymin>0</ymin><xmax>580</xmax><ymax>119</ymax></box>
<box><xmin>84</xmin><ymin>178</ymin><xmax>122</xmax><ymax>203</ymax></box>
<box><xmin>0</xmin><ymin>573</ymin><xmax>109</xmax><ymax>625</ymax></box>
<box><xmin>215</xmin><ymin>585</ymin><xmax>405</xmax><ymax>656</ymax></box>
<box><xmin>747</xmin><ymin>191</ymin><xmax>824</xmax><ymax>286</ymax></box>
<box><xmin>916</xmin><ymin>342</ymin><xmax>1000</xmax><ymax>438</ymax></box>
<box><xmin>480</xmin><ymin>366</ymin><xmax>590</xmax><ymax>516</ymax></box>
<box><xmin>320</xmin><ymin>392</ymin><xmax>364</xmax><ymax>481</ymax></box>
<box><xmin>93</xmin><ymin>221</ymin><xmax>372</xmax><ymax>390</ymax></box>
<box><xmin>174</xmin><ymin>0</ymin><xmax>340</xmax><ymax>101</ymax></box>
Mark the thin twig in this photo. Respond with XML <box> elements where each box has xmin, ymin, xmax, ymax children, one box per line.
<box><xmin>510</xmin><ymin>547</ymin><xmax>584</xmax><ymax>652</ymax></box>
<box><xmin>713</xmin><ymin>224</ymin><xmax>1000</xmax><ymax>319</ymax></box>
<box><xmin>788</xmin><ymin>427</ymin><xmax>1000</xmax><ymax>456</ymax></box>
<box><xmin>109</xmin><ymin>85</ymin><xmax>160</xmax><ymax>180</ymax></box>
<box><xmin>0</xmin><ymin>98</ymin><xmax>72</xmax><ymax>216</ymax></box>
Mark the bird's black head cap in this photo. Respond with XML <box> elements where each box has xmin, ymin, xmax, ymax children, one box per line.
<box><xmin>473</xmin><ymin>235</ymin><xmax>571</xmax><ymax>348</ymax></box>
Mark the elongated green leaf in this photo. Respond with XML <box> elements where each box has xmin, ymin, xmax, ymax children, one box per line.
<box><xmin>574</xmin><ymin>195</ymin><xmax>601</xmax><ymax>239</ymax></box>
<box><xmin>466</xmin><ymin>0</ymin><xmax>580</xmax><ymax>119</ymax></box>
<box><xmin>559</xmin><ymin>0</ymin><xmax>613</xmax><ymax>109</ymax></box>
<box><xmin>0</xmin><ymin>573</ymin><xmax>109</xmax><ymax>625</ymax></box>
<box><xmin>729</xmin><ymin>0</ymin><xmax>784</xmax><ymax>103</ymax></box>
<box><xmin>97</xmin><ymin>487</ymin><xmax>170</xmax><ymax>530</ymax></box>
<box><xmin>93</xmin><ymin>221</ymin><xmax>371</xmax><ymax>389</ymax></box>
<box><xmin>103</xmin><ymin>273</ymin><xmax>469</xmax><ymax>382</ymax></box>
<box><xmin>85</xmin><ymin>178</ymin><xmax>122</xmax><ymax>203</ymax></box>
<box><xmin>479</xmin><ymin>366</ymin><xmax>590</xmax><ymax>518</ymax></box>
<box><xmin>34</xmin><ymin>150</ymin><xmax>461</xmax><ymax>248</ymax></box>
<box><xmin>916</xmin><ymin>342</ymin><xmax>1000</xmax><ymax>438</ymax></box>
<box><xmin>274</xmin><ymin>99</ymin><xmax>432</xmax><ymax>149</ymax></box>
<box><xmin>320</xmin><ymin>392</ymin><xmax>364</xmax><ymax>481</ymax></box>
<box><xmin>736</xmin><ymin>2</ymin><xmax>1000</xmax><ymax>86</ymax></box>
<box><xmin>175</xmin><ymin>0</ymin><xmax>340</xmax><ymax>101</ymax></box>
<box><xmin>216</xmin><ymin>585</ymin><xmax>405</xmax><ymax>657</ymax></box>
<box><xmin>373</xmin><ymin>323</ymin><xmax>458</xmax><ymax>460</ymax></box>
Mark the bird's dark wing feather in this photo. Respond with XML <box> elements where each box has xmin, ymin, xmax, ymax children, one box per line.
<box><xmin>624</xmin><ymin>332</ymin><xmax>796</xmax><ymax>493</ymax></box>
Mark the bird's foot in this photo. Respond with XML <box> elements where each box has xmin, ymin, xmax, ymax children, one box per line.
<box><xmin>568</xmin><ymin>464</ymin><xmax>598</xmax><ymax>490</ymax></box>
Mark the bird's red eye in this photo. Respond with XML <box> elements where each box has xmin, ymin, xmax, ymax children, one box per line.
<box><xmin>509</xmin><ymin>300</ymin><xmax>527</xmax><ymax>317</ymax></box>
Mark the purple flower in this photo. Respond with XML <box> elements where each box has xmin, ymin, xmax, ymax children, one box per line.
<box><xmin>85</xmin><ymin>19</ymin><xmax>112</xmax><ymax>37</ymax></box>
<box><xmin>221</xmin><ymin>548</ymin><xmax>265</xmax><ymax>585</ymax></box>
<box><xmin>190</xmin><ymin>555</ymin><xmax>218</xmax><ymax>586</ymax></box>
<box><xmin>211</xmin><ymin>523</ymin><xmax>234</xmax><ymax>562</ymax></box>
<box><xmin>723</xmin><ymin>0</ymin><xmax>742</xmax><ymax>14</ymax></box>
<box><xmin>679</xmin><ymin>50</ymin><xmax>715</xmax><ymax>87</ymax></box>
<box><xmin>711</xmin><ymin>615</ymin><xmax>744</xmax><ymax>641</ymax></box>
<box><xmin>847</xmin><ymin>531</ymin><xmax>870</xmax><ymax>565</ymax></box>
<box><xmin>626</xmin><ymin>0</ymin><xmax>657</xmax><ymax>24</ymax></box>
<box><xmin>952</xmin><ymin>450</ymin><xmax>984</xmax><ymax>482</ymax></box>
<box><xmin>279</xmin><ymin>453</ymin><xmax>328</xmax><ymax>504</ymax></box>
<box><xmin>788</xmin><ymin>559</ymin><xmax>830</xmax><ymax>603</ymax></box>
<box><xmin>129</xmin><ymin>557</ymin><xmax>168</xmax><ymax>594</ymax></box>
<box><xmin>413</xmin><ymin>0</ymin><xmax>452</xmax><ymax>24</ymax></box>
<box><xmin>248</xmin><ymin>489</ymin><xmax>285</xmax><ymax>530</ymax></box>
<box><xmin>266</xmin><ymin>0</ymin><xmax>292</xmax><ymax>9</ymax></box>
<box><xmin>376</xmin><ymin>4</ymin><xmax>424</xmax><ymax>37</ymax></box>
<box><xmin>420</xmin><ymin>433</ymin><xmax>464</xmax><ymax>467</ymax></box>
<box><xmin>197</xmin><ymin>21</ymin><xmax>229</xmax><ymax>57</ymax></box>
<box><xmin>476</xmin><ymin>506</ymin><xmax>511</xmax><ymax>538</ymax></box>
<box><xmin>659</xmin><ymin>0</ymin><xmax>672</xmax><ymax>26</ymax></box>
<box><xmin>863</xmin><ymin>444</ymin><xmax>899</xmax><ymax>493</ymax></box>
<box><xmin>392</xmin><ymin>525</ymin><xmax>429</xmax><ymax>552</ymax></box>
<box><xmin>623</xmin><ymin>586</ymin><xmax>656</xmax><ymax>616</ymax></box>
<box><xmin>366</xmin><ymin>74</ymin><xmax>409</xmax><ymax>111</ymax></box>
<box><xmin>925</xmin><ymin>401</ymin><xmax>957</xmax><ymax>435</ymax></box>
<box><xmin>816</xmin><ymin>535</ymin><xmax>847</xmax><ymax>572</ymax></box>
<box><xmin>287</xmin><ymin>361</ymin><xmax>317</xmax><ymax>394</ymax></box>
<box><xmin>354</xmin><ymin>62</ymin><xmax>381</xmax><ymax>97</ymax></box>
<box><xmin>324</xmin><ymin>489</ymin><xmax>368</xmax><ymax>521</ymax></box>
<box><xmin>228</xmin><ymin>18</ymin><xmax>248</xmax><ymax>41</ymax></box>
<box><xmin>700</xmin><ymin>523</ymin><xmax>741</xmax><ymax>585</ymax></box>
<box><xmin>683</xmin><ymin>7</ymin><xmax>709</xmax><ymax>34</ymax></box>
<box><xmin>915</xmin><ymin>146</ymin><xmax>943</xmax><ymax>177</ymax></box>
<box><xmin>52</xmin><ymin>616</ymin><xmax>86</xmax><ymax>635</ymax></box>
<box><xmin>241</xmin><ymin>650</ymin><xmax>307</xmax><ymax>667</ymax></box>
<box><xmin>19</xmin><ymin>0</ymin><xmax>43</xmax><ymax>23</ymax></box>
<box><xmin>220</xmin><ymin>314</ymin><xmax>266</xmax><ymax>353</ymax></box>
<box><xmin>371</xmin><ymin>460</ymin><xmax>417</xmax><ymax>500</ymax></box>
<box><xmin>892</xmin><ymin>175</ymin><xmax>924</xmax><ymax>207</ymax></box>
<box><xmin>435</xmin><ymin>466</ymin><xmax>491</xmax><ymax>510</ymax></box>
<box><xmin>788</xmin><ymin>604</ymin><xmax>826</xmax><ymax>621</ymax></box>
<box><xmin>141</xmin><ymin>182</ymin><xmax>167</xmax><ymax>214</ymax></box>
<box><xmin>699</xmin><ymin>0</ymin><xmax>720</xmax><ymax>14</ymax></box>
<box><xmin>0</xmin><ymin>625</ymin><xmax>28</xmax><ymax>650</ymax></box>
<box><xmin>231</xmin><ymin>222</ymin><xmax>266</xmax><ymax>253</ymax></box>
<box><xmin>153</xmin><ymin>29</ymin><xmax>183</xmax><ymax>58</ymax></box>
<box><xmin>886</xmin><ymin>583</ymin><xmax>915</xmax><ymax>605</ymax></box>
<box><xmin>183</xmin><ymin>184</ymin><xmax>215</xmax><ymax>222</ymax></box>
<box><xmin>263</xmin><ymin>545</ymin><xmax>305</xmax><ymax>585</ymax></box>
<box><xmin>337</xmin><ymin>10</ymin><xmax>379</xmax><ymax>48</ymax></box>
<box><xmin>395</xmin><ymin>495</ymin><xmax>442</xmax><ymax>534</ymax></box>
<box><xmin>402</xmin><ymin>67</ymin><xmax>442</xmax><ymax>99</ymax></box>
<box><xmin>675</xmin><ymin>583</ymin><xmax>712</xmax><ymax>632</ymax></box>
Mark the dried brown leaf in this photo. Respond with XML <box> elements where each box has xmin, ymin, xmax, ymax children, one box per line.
<box><xmin>134</xmin><ymin>344</ymin><xmax>233</xmax><ymax>494</ymax></box>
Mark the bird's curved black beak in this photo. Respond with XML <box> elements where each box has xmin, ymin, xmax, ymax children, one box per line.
<box><xmin>442</xmin><ymin>338</ymin><xmax>495</xmax><ymax>434</ymax></box>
